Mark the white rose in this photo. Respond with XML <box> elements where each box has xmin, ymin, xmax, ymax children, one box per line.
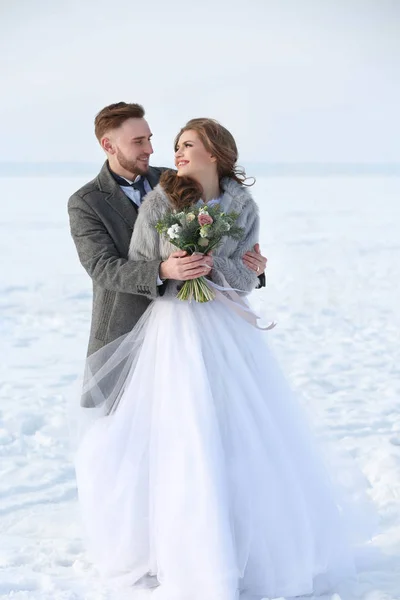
<box><xmin>167</xmin><ymin>224</ymin><xmax>182</xmax><ymax>240</ymax></box>
<box><xmin>198</xmin><ymin>238</ymin><xmax>209</xmax><ymax>247</ymax></box>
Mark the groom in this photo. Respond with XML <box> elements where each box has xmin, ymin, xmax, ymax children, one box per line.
<box><xmin>68</xmin><ymin>102</ymin><xmax>267</xmax><ymax>357</ymax></box>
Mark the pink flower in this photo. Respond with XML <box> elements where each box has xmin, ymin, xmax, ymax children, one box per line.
<box><xmin>198</xmin><ymin>213</ymin><xmax>213</xmax><ymax>226</ymax></box>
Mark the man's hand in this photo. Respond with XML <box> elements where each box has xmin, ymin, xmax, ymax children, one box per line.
<box><xmin>160</xmin><ymin>251</ymin><xmax>213</xmax><ymax>281</ymax></box>
<box><xmin>242</xmin><ymin>243</ymin><xmax>267</xmax><ymax>274</ymax></box>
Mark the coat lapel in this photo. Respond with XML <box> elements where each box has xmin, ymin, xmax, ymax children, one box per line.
<box><xmin>97</xmin><ymin>162</ymin><xmax>162</xmax><ymax>231</ymax></box>
<box><xmin>146</xmin><ymin>167</ymin><xmax>162</xmax><ymax>190</ymax></box>
<box><xmin>105</xmin><ymin>188</ymin><xmax>138</xmax><ymax>231</ymax></box>
<box><xmin>97</xmin><ymin>162</ymin><xmax>138</xmax><ymax>230</ymax></box>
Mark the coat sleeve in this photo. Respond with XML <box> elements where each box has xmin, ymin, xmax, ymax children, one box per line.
<box><xmin>211</xmin><ymin>203</ymin><xmax>260</xmax><ymax>294</ymax></box>
<box><xmin>68</xmin><ymin>192</ymin><xmax>163</xmax><ymax>300</ymax></box>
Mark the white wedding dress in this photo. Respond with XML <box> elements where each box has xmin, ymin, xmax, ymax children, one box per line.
<box><xmin>74</xmin><ymin>293</ymin><xmax>375</xmax><ymax>600</ymax></box>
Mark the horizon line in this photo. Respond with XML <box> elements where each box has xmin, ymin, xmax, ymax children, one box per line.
<box><xmin>1</xmin><ymin>161</ymin><xmax>400</xmax><ymax>177</ymax></box>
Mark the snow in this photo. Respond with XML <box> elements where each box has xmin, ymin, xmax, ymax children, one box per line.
<box><xmin>1</xmin><ymin>174</ymin><xmax>400</xmax><ymax>599</ymax></box>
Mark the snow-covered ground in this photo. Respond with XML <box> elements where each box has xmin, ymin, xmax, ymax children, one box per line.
<box><xmin>1</xmin><ymin>174</ymin><xmax>400</xmax><ymax>599</ymax></box>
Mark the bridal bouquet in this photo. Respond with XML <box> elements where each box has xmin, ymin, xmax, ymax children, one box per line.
<box><xmin>156</xmin><ymin>203</ymin><xmax>244</xmax><ymax>302</ymax></box>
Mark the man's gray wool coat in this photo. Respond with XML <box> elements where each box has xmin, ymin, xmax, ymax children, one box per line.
<box><xmin>68</xmin><ymin>161</ymin><xmax>168</xmax><ymax>356</ymax></box>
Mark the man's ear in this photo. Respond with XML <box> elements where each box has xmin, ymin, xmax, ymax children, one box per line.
<box><xmin>101</xmin><ymin>136</ymin><xmax>114</xmax><ymax>154</ymax></box>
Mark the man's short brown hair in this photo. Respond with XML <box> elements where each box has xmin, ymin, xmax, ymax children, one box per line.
<box><xmin>94</xmin><ymin>102</ymin><xmax>145</xmax><ymax>142</ymax></box>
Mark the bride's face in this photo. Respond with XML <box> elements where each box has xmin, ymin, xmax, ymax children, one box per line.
<box><xmin>175</xmin><ymin>130</ymin><xmax>217</xmax><ymax>180</ymax></box>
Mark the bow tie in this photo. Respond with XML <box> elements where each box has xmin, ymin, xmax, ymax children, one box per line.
<box><xmin>130</xmin><ymin>177</ymin><xmax>147</xmax><ymax>200</ymax></box>
<box><xmin>112</xmin><ymin>171</ymin><xmax>147</xmax><ymax>200</ymax></box>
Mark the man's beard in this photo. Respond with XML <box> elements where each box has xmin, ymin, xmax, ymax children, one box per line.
<box><xmin>116</xmin><ymin>147</ymin><xmax>149</xmax><ymax>176</ymax></box>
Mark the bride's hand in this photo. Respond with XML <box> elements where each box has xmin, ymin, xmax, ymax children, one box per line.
<box><xmin>242</xmin><ymin>243</ymin><xmax>267</xmax><ymax>274</ymax></box>
<box><xmin>160</xmin><ymin>251</ymin><xmax>213</xmax><ymax>281</ymax></box>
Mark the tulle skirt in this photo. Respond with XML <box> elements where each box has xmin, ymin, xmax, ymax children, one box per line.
<box><xmin>73</xmin><ymin>295</ymin><xmax>376</xmax><ymax>599</ymax></box>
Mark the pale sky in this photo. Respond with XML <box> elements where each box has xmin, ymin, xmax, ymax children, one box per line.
<box><xmin>1</xmin><ymin>0</ymin><xmax>399</xmax><ymax>165</ymax></box>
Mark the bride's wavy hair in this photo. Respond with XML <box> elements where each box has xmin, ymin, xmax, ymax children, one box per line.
<box><xmin>160</xmin><ymin>118</ymin><xmax>254</xmax><ymax>210</ymax></box>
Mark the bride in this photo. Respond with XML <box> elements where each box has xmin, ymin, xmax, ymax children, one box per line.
<box><xmin>74</xmin><ymin>118</ymin><xmax>375</xmax><ymax>600</ymax></box>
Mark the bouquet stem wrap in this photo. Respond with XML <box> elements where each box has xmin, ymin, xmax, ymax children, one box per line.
<box><xmin>176</xmin><ymin>276</ymin><xmax>216</xmax><ymax>303</ymax></box>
